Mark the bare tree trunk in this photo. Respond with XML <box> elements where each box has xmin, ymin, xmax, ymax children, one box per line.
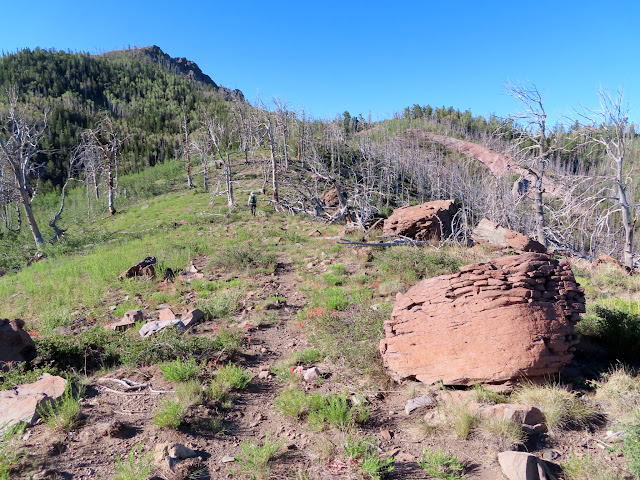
<box><xmin>17</xmin><ymin>181</ymin><xmax>43</xmax><ymax>246</ymax></box>
<box><xmin>183</xmin><ymin>110</ymin><xmax>194</xmax><ymax>189</ymax></box>
<box><xmin>107</xmin><ymin>153</ymin><xmax>116</xmax><ymax>215</ymax></box>
<box><xmin>267</xmin><ymin>117</ymin><xmax>279</xmax><ymax>202</ymax></box>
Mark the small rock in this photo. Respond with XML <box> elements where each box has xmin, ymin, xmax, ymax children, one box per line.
<box><xmin>220</xmin><ymin>455</ymin><xmax>235</xmax><ymax>463</ymax></box>
<box><xmin>380</xmin><ymin>429</ymin><xmax>392</xmax><ymax>441</ymax></box>
<box><xmin>306</xmin><ymin>262</ymin><xmax>314</xmax><ymax>270</ymax></box>
<box><xmin>258</xmin><ymin>371</ymin><xmax>270</xmax><ymax>380</ymax></box>
<box><xmin>541</xmin><ymin>449</ymin><xmax>560</xmax><ymax>461</ymax></box>
<box><xmin>169</xmin><ymin>443</ymin><xmax>198</xmax><ymax>460</ymax></box>
<box><xmin>158</xmin><ymin>308</ymin><xmax>176</xmax><ymax>322</ymax></box>
<box><xmin>139</xmin><ymin>320</ymin><xmax>173</xmax><ymax>338</ymax></box>
<box><xmin>303</xmin><ymin>367</ymin><xmax>321</xmax><ymax>383</ymax></box>
<box><xmin>260</xmin><ymin>347</ymin><xmax>267</xmax><ymax>353</ymax></box>
<box><xmin>181</xmin><ymin>309</ymin><xmax>205</xmax><ymax>328</ymax></box>
<box><xmin>108</xmin><ymin>305</ymin><xmax>117</xmax><ymax>311</ymax></box>
<box><xmin>405</xmin><ymin>395</ymin><xmax>435</xmax><ymax>415</ymax></box>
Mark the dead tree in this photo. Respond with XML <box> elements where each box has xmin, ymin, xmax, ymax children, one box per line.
<box><xmin>205</xmin><ymin>116</ymin><xmax>235</xmax><ymax>209</ymax></box>
<box><xmin>81</xmin><ymin>114</ymin><xmax>126</xmax><ymax>215</ymax></box>
<box><xmin>0</xmin><ymin>91</ymin><xmax>48</xmax><ymax>247</ymax></box>
<box><xmin>182</xmin><ymin>108</ymin><xmax>195</xmax><ymax>189</ymax></box>
<box><xmin>190</xmin><ymin>130</ymin><xmax>211</xmax><ymax>192</ymax></box>
<box><xmin>578</xmin><ymin>89</ymin><xmax>636</xmax><ymax>267</ymax></box>
<box><xmin>505</xmin><ymin>82</ymin><xmax>559</xmax><ymax>247</ymax></box>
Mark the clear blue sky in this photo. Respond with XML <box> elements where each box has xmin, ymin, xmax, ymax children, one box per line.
<box><xmin>2</xmin><ymin>0</ymin><xmax>639</xmax><ymax>124</ymax></box>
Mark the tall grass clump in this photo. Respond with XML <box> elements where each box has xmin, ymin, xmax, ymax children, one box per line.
<box><xmin>114</xmin><ymin>443</ymin><xmax>154</xmax><ymax>480</ymax></box>
<box><xmin>375</xmin><ymin>247</ymin><xmax>463</xmax><ymax>283</ymax></box>
<box><xmin>236</xmin><ymin>435</ymin><xmax>283</xmax><ymax>480</ymax></box>
<box><xmin>514</xmin><ymin>383</ymin><xmax>597</xmax><ymax>431</ymax></box>
<box><xmin>0</xmin><ymin>424</ymin><xmax>25</xmax><ymax>480</ymax></box>
<box><xmin>594</xmin><ymin>366</ymin><xmax>640</xmax><ymax>424</ymax></box>
<box><xmin>37</xmin><ymin>383</ymin><xmax>85</xmax><ymax>432</ymax></box>
<box><xmin>159</xmin><ymin>357</ymin><xmax>203</xmax><ymax>382</ymax></box>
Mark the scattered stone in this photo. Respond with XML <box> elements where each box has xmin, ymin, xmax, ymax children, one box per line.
<box><xmin>405</xmin><ymin>395</ymin><xmax>436</xmax><ymax>415</ymax></box>
<box><xmin>320</xmin><ymin>188</ymin><xmax>347</xmax><ymax>207</ymax></box>
<box><xmin>498</xmin><ymin>451</ymin><xmax>557</xmax><ymax>480</ymax></box>
<box><xmin>303</xmin><ymin>367</ymin><xmax>321</xmax><ymax>383</ymax></box>
<box><xmin>0</xmin><ymin>318</ymin><xmax>36</xmax><ymax>362</ymax></box>
<box><xmin>119</xmin><ymin>256</ymin><xmax>156</xmax><ymax>279</ymax></box>
<box><xmin>380</xmin><ymin>429</ymin><xmax>393</xmax><ymax>441</ymax></box>
<box><xmin>188</xmin><ymin>261</ymin><xmax>201</xmax><ymax>273</ymax></box>
<box><xmin>108</xmin><ymin>310</ymin><xmax>144</xmax><ymax>331</ymax></box>
<box><xmin>472</xmin><ymin>218</ymin><xmax>547</xmax><ymax>253</ymax></box>
<box><xmin>139</xmin><ymin>320</ymin><xmax>173</xmax><ymax>338</ymax></box>
<box><xmin>220</xmin><ymin>455</ymin><xmax>235</xmax><ymax>463</ymax></box>
<box><xmin>308</xmin><ymin>229</ymin><xmax>323</xmax><ymax>237</ymax></box>
<box><xmin>541</xmin><ymin>449</ymin><xmax>560</xmax><ymax>461</ymax></box>
<box><xmin>380</xmin><ymin>253</ymin><xmax>585</xmax><ymax>385</ymax></box>
<box><xmin>292</xmin><ymin>366</ymin><xmax>304</xmax><ymax>375</ymax></box>
<box><xmin>260</xmin><ymin>347</ymin><xmax>268</xmax><ymax>353</ymax></box>
<box><xmin>0</xmin><ymin>374</ymin><xmax>67</xmax><ymax>434</ymax></box>
<box><xmin>169</xmin><ymin>443</ymin><xmax>198</xmax><ymax>460</ymax></box>
<box><xmin>108</xmin><ymin>305</ymin><xmax>117</xmax><ymax>311</ymax></box>
<box><xmin>306</xmin><ymin>262</ymin><xmax>314</xmax><ymax>270</ymax></box>
<box><xmin>158</xmin><ymin>308</ymin><xmax>176</xmax><ymax>323</ymax></box>
<box><xmin>154</xmin><ymin>443</ymin><xmax>201</xmax><ymax>477</ymax></box>
<box><xmin>468</xmin><ymin>403</ymin><xmax>545</xmax><ymax>426</ymax></box>
<box><xmin>383</xmin><ymin>200</ymin><xmax>457</xmax><ymax>242</ymax></box>
<box><xmin>258</xmin><ymin>371</ymin><xmax>270</xmax><ymax>380</ymax></box>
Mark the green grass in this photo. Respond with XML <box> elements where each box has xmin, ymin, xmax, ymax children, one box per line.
<box><xmin>153</xmin><ymin>399</ymin><xmax>185</xmax><ymax>429</ymax></box>
<box><xmin>159</xmin><ymin>357</ymin><xmax>203</xmax><ymax>382</ymax></box>
<box><xmin>624</xmin><ymin>424</ymin><xmax>640</xmax><ymax>476</ymax></box>
<box><xmin>576</xmin><ymin>306</ymin><xmax>640</xmax><ymax>362</ymax></box>
<box><xmin>0</xmin><ymin>424</ymin><xmax>25</xmax><ymax>480</ymax></box>
<box><xmin>114</xmin><ymin>443</ymin><xmax>154</xmax><ymax>480</ymax></box>
<box><xmin>275</xmin><ymin>387</ymin><xmax>369</xmax><ymax>431</ymax></box>
<box><xmin>37</xmin><ymin>383</ymin><xmax>85</xmax><ymax>432</ymax></box>
<box><xmin>210</xmin><ymin>363</ymin><xmax>252</xmax><ymax>402</ymax></box>
<box><xmin>374</xmin><ymin>247</ymin><xmax>463</xmax><ymax>284</ymax></box>
<box><xmin>236</xmin><ymin>435</ymin><xmax>283</xmax><ymax>480</ymax></box>
<box><xmin>343</xmin><ymin>436</ymin><xmax>394</xmax><ymax>480</ymax></box>
<box><xmin>417</xmin><ymin>447</ymin><xmax>464</xmax><ymax>480</ymax></box>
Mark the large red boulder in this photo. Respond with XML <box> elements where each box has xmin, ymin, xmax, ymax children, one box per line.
<box><xmin>380</xmin><ymin>253</ymin><xmax>585</xmax><ymax>386</ymax></box>
<box><xmin>383</xmin><ymin>200</ymin><xmax>457</xmax><ymax>242</ymax></box>
<box><xmin>472</xmin><ymin>218</ymin><xmax>546</xmax><ymax>253</ymax></box>
<box><xmin>0</xmin><ymin>319</ymin><xmax>36</xmax><ymax>362</ymax></box>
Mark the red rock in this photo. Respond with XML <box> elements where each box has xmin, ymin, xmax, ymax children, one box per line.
<box><xmin>382</xmin><ymin>200</ymin><xmax>457</xmax><ymax>242</ymax></box>
<box><xmin>158</xmin><ymin>308</ymin><xmax>176</xmax><ymax>322</ymax></box>
<box><xmin>498</xmin><ymin>451</ymin><xmax>557</xmax><ymax>480</ymax></box>
<box><xmin>468</xmin><ymin>403</ymin><xmax>545</xmax><ymax>426</ymax></box>
<box><xmin>119</xmin><ymin>257</ymin><xmax>156</xmax><ymax>279</ymax></box>
<box><xmin>320</xmin><ymin>188</ymin><xmax>346</xmax><ymax>207</ymax></box>
<box><xmin>0</xmin><ymin>319</ymin><xmax>36</xmax><ymax>362</ymax></box>
<box><xmin>472</xmin><ymin>219</ymin><xmax>546</xmax><ymax>253</ymax></box>
<box><xmin>0</xmin><ymin>374</ymin><xmax>67</xmax><ymax>433</ymax></box>
<box><xmin>380</xmin><ymin>253</ymin><xmax>584</xmax><ymax>386</ymax></box>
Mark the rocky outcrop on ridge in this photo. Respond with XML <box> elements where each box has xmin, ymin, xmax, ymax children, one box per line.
<box><xmin>380</xmin><ymin>253</ymin><xmax>585</xmax><ymax>385</ymax></box>
<box><xmin>383</xmin><ymin>200</ymin><xmax>457</xmax><ymax>242</ymax></box>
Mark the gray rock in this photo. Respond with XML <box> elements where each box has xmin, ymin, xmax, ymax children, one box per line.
<box><xmin>303</xmin><ymin>367</ymin><xmax>321</xmax><ymax>383</ymax></box>
<box><xmin>221</xmin><ymin>455</ymin><xmax>235</xmax><ymax>463</ymax></box>
<box><xmin>405</xmin><ymin>395</ymin><xmax>435</xmax><ymax>415</ymax></box>
<box><xmin>139</xmin><ymin>320</ymin><xmax>173</xmax><ymax>338</ymax></box>
<box><xmin>181</xmin><ymin>308</ymin><xmax>205</xmax><ymax>329</ymax></box>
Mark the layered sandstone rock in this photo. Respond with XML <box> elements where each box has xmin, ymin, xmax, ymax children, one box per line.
<box><xmin>380</xmin><ymin>253</ymin><xmax>585</xmax><ymax>385</ymax></box>
<box><xmin>383</xmin><ymin>200</ymin><xmax>457</xmax><ymax>242</ymax></box>
<box><xmin>472</xmin><ymin>218</ymin><xmax>546</xmax><ymax>253</ymax></box>
<box><xmin>0</xmin><ymin>319</ymin><xmax>36</xmax><ymax>362</ymax></box>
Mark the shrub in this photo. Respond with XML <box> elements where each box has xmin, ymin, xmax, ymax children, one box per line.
<box><xmin>472</xmin><ymin>383</ymin><xmax>508</xmax><ymax>404</ymax></box>
<box><xmin>159</xmin><ymin>358</ymin><xmax>203</xmax><ymax>382</ymax></box>
<box><xmin>153</xmin><ymin>399</ymin><xmax>185</xmax><ymax>429</ymax></box>
<box><xmin>417</xmin><ymin>447</ymin><xmax>464</xmax><ymax>480</ymax></box>
<box><xmin>584</xmin><ymin>306</ymin><xmax>640</xmax><ymax>362</ymax></box>
<box><xmin>236</xmin><ymin>435</ymin><xmax>283</xmax><ymax>479</ymax></box>
<box><xmin>37</xmin><ymin>384</ymin><xmax>85</xmax><ymax>432</ymax></box>
<box><xmin>210</xmin><ymin>244</ymin><xmax>276</xmax><ymax>272</ymax></box>
<box><xmin>114</xmin><ymin>443</ymin><xmax>154</xmax><ymax>480</ymax></box>
<box><xmin>275</xmin><ymin>388</ymin><xmax>310</xmax><ymax>420</ymax></box>
<box><xmin>210</xmin><ymin>363</ymin><xmax>252</xmax><ymax>402</ymax></box>
<box><xmin>343</xmin><ymin>436</ymin><xmax>394</xmax><ymax>480</ymax></box>
<box><xmin>562</xmin><ymin>453</ymin><xmax>620</xmax><ymax>480</ymax></box>
<box><xmin>375</xmin><ymin>247</ymin><xmax>463</xmax><ymax>283</ymax></box>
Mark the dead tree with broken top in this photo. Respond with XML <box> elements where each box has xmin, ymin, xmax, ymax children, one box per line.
<box><xmin>0</xmin><ymin>91</ymin><xmax>48</xmax><ymax>248</ymax></box>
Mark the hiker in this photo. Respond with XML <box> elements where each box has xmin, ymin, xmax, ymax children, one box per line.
<box><xmin>248</xmin><ymin>191</ymin><xmax>257</xmax><ymax>216</ymax></box>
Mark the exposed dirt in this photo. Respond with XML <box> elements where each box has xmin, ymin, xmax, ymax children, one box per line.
<box><xmin>17</xmin><ymin>249</ymin><xmax>631</xmax><ymax>480</ymax></box>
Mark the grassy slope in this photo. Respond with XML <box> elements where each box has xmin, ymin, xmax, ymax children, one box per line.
<box><xmin>1</xmin><ymin>156</ymin><xmax>640</xmax><ymax>479</ymax></box>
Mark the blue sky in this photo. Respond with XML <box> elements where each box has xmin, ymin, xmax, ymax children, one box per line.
<box><xmin>1</xmin><ymin>0</ymin><xmax>638</xmax><ymax>124</ymax></box>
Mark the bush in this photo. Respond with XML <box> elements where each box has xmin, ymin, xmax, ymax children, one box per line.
<box><xmin>209</xmin><ymin>244</ymin><xmax>276</xmax><ymax>272</ymax></box>
<box><xmin>0</xmin><ymin>424</ymin><xmax>25</xmax><ymax>480</ymax></box>
<box><xmin>236</xmin><ymin>435</ymin><xmax>283</xmax><ymax>479</ymax></box>
<box><xmin>417</xmin><ymin>447</ymin><xmax>464</xmax><ymax>480</ymax></box>
<box><xmin>594</xmin><ymin>366</ymin><xmax>640</xmax><ymax>424</ymax></box>
<box><xmin>375</xmin><ymin>247</ymin><xmax>463</xmax><ymax>283</ymax></box>
<box><xmin>343</xmin><ymin>436</ymin><xmax>394</xmax><ymax>480</ymax></box>
<box><xmin>159</xmin><ymin>358</ymin><xmax>203</xmax><ymax>382</ymax></box>
<box><xmin>37</xmin><ymin>383</ymin><xmax>85</xmax><ymax>432</ymax></box>
<box><xmin>153</xmin><ymin>399</ymin><xmax>185</xmax><ymax>429</ymax></box>
<box><xmin>586</xmin><ymin>306</ymin><xmax>640</xmax><ymax>361</ymax></box>
<box><xmin>114</xmin><ymin>443</ymin><xmax>154</xmax><ymax>480</ymax></box>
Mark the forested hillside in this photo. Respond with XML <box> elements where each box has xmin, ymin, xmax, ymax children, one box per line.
<box><xmin>0</xmin><ymin>46</ymin><xmax>236</xmax><ymax>190</ymax></box>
